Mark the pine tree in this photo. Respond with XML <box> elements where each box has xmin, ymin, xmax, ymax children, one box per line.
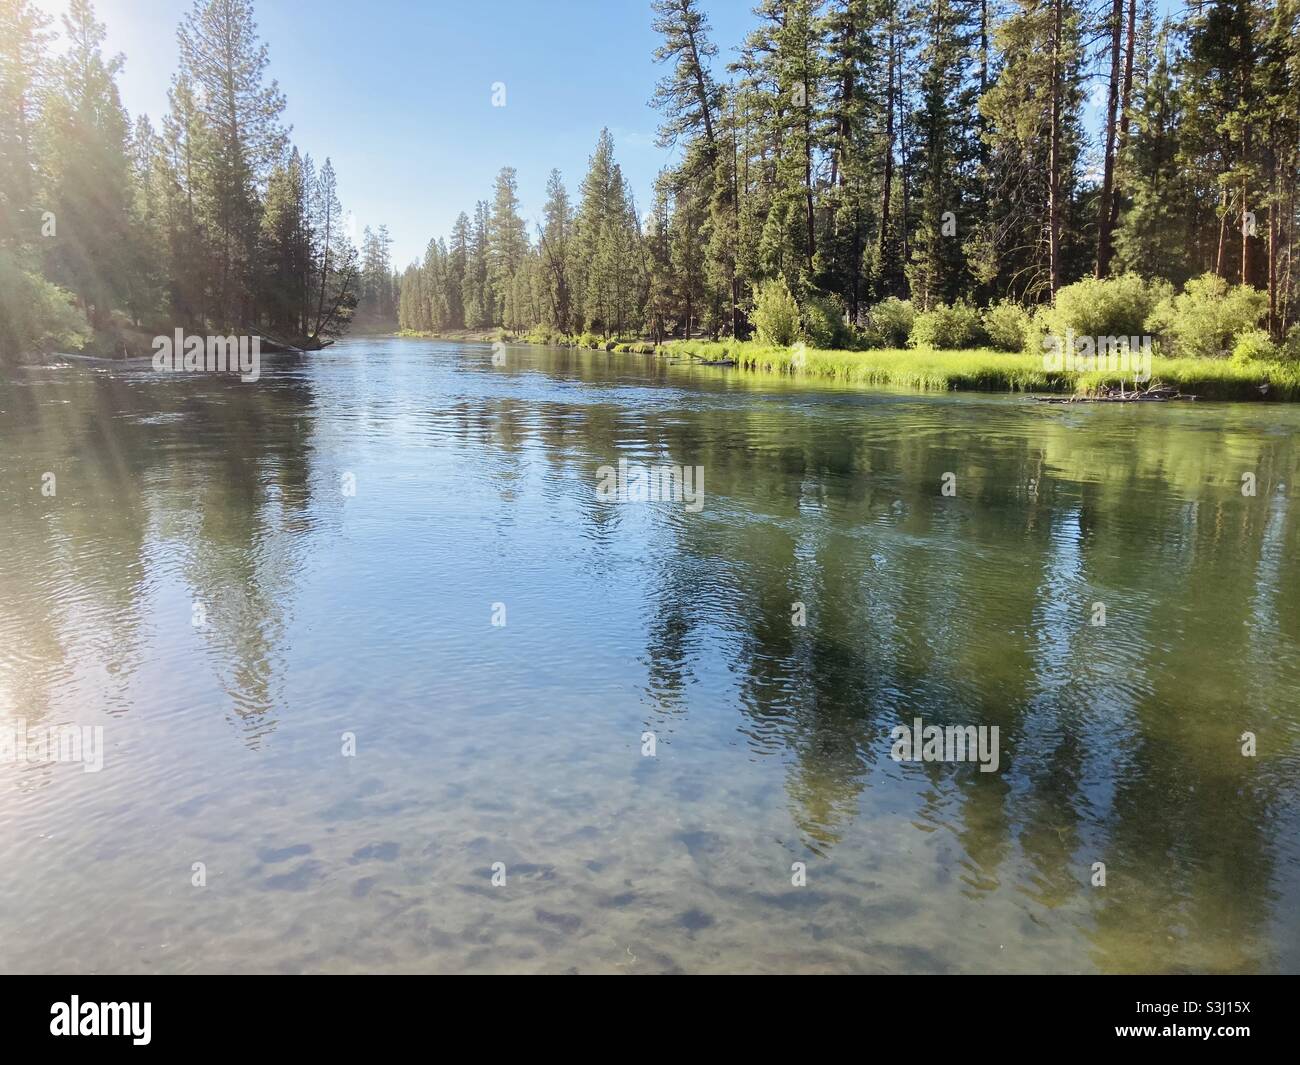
<box><xmin>308</xmin><ymin>157</ymin><xmax>357</xmax><ymax>340</ymax></box>
<box><xmin>447</xmin><ymin>212</ymin><xmax>469</xmax><ymax>329</ymax></box>
<box><xmin>905</xmin><ymin>0</ymin><xmax>982</xmax><ymax>308</ymax></box>
<box><xmin>260</xmin><ymin>146</ymin><xmax>311</xmax><ymax>335</ymax></box>
<box><xmin>574</xmin><ymin>130</ymin><xmax>617</xmax><ymax>333</ymax></box>
<box><xmin>125</xmin><ymin>114</ymin><xmax>169</xmax><ymax>326</ymax></box>
<box><xmin>177</xmin><ymin>0</ymin><xmax>287</xmax><ymax>327</ymax></box>
<box><xmin>40</xmin><ymin>0</ymin><xmax>134</xmax><ymax>330</ymax></box>
<box><xmin>539</xmin><ymin>169</ymin><xmax>574</xmax><ymax>332</ymax></box>
<box><xmin>971</xmin><ymin>0</ymin><xmax>1084</xmax><ymax>301</ymax></box>
<box><xmin>488</xmin><ymin>167</ymin><xmax>528</xmax><ymax>324</ymax></box>
<box><xmin>1113</xmin><ymin>19</ymin><xmax>1196</xmax><ymax>283</ymax></box>
<box><xmin>0</xmin><ymin>0</ymin><xmax>52</xmax><ymax>251</ymax></box>
<box><xmin>650</xmin><ymin>0</ymin><xmax>720</xmax><ymax>152</ymax></box>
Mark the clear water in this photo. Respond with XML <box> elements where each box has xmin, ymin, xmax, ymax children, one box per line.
<box><xmin>1</xmin><ymin>337</ymin><xmax>1297</xmax><ymax>973</ymax></box>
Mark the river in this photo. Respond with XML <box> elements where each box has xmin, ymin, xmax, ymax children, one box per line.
<box><xmin>1</xmin><ymin>336</ymin><xmax>1297</xmax><ymax>973</ymax></box>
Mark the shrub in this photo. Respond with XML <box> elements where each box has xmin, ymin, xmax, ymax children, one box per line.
<box><xmin>1023</xmin><ymin>306</ymin><xmax>1052</xmax><ymax>357</ymax></box>
<box><xmin>801</xmin><ymin>291</ymin><xmax>850</xmax><ymax>349</ymax></box>
<box><xmin>1040</xmin><ymin>273</ymin><xmax>1164</xmax><ymax>345</ymax></box>
<box><xmin>982</xmin><ymin>300</ymin><xmax>1032</xmax><ymax>352</ymax></box>
<box><xmin>1283</xmin><ymin>326</ymin><xmax>1300</xmax><ymax>363</ymax></box>
<box><xmin>863</xmin><ymin>296</ymin><xmax>915</xmax><ymax>348</ymax></box>
<box><xmin>0</xmin><ymin>250</ymin><xmax>90</xmax><ymax>358</ymax></box>
<box><xmin>1147</xmin><ymin>272</ymin><xmax>1268</xmax><ymax>358</ymax></box>
<box><xmin>524</xmin><ymin>324</ymin><xmax>567</xmax><ymax>346</ymax></box>
<box><xmin>1231</xmin><ymin>329</ymin><xmax>1279</xmax><ymax>365</ymax></box>
<box><xmin>751</xmin><ymin>277</ymin><xmax>801</xmax><ymax>346</ymax></box>
<box><xmin>909</xmin><ymin>300</ymin><xmax>984</xmax><ymax>350</ymax></box>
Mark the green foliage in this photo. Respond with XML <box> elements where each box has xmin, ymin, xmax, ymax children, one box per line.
<box><xmin>909</xmin><ymin>300</ymin><xmax>984</xmax><ymax>350</ymax></box>
<box><xmin>1040</xmin><ymin>274</ymin><xmax>1165</xmax><ymax>343</ymax></box>
<box><xmin>1231</xmin><ymin>330</ymin><xmax>1279</xmax><ymax>365</ymax></box>
<box><xmin>1147</xmin><ymin>273</ymin><xmax>1269</xmax><ymax>358</ymax></box>
<box><xmin>751</xmin><ymin>277</ymin><xmax>801</xmax><ymax>347</ymax></box>
<box><xmin>800</xmin><ymin>291</ymin><xmax>850</xmax><ymax>349</ymax></box>
<box><xmin>657</xmin><ymin>338</ymin><xmax>1300</xmax><ymax>400</ymax></box>
<box><xmin>523</xmin><ymin>324</ymin><xmax>566</xmax><ymax>346</ymax></box>
<box><xmin>0</xmin><ymin>250</ymin><xmax>91</xmax><ymax>357</ymax></box>
<box><xmin>982</xmin><ymin>300</ymin><xmax>1033</xmax><ymax>352</ymax></box>
<box><xmin>862</xmin><ymin>298</ymin><xmax>915</xmax><ymax>349</ymax></box>
<box><xmin>1284</xmin><ymin>327</ymin><xmax>1300</xmax><ymax>364</ymax></box>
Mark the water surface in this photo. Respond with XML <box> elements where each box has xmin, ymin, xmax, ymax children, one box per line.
<box><xmin>1</xmin><ymin>337</ymin><xmax>1298</xmax><ymax>973</ymax></box>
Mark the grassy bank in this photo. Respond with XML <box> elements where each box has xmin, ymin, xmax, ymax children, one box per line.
<box><xmin>647</xmin><ymin>339</ymin><xmax>1300</xmax><ymax>401</ymax></box>
<box><xmin>396</xmin><ymin>328</ymin><xmax>1300</xmax><ymax>401</ymax></box>
<box><xmin>396</xmin><ymin>327</ymin><xmax>501</xmax><ymax>343</ymax></box>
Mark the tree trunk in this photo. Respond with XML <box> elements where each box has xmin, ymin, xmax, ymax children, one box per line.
<box><xmin>1095</xmin><ymin>0</ymin><xmax>1124</xmax><ymax>277</ymax></box>
<box><xmin>877</xmin><ymin>20</ymin><xmax>896</xmax><ymax>296</ymax></box>
<box><xmin>1048</xmin><ymin>0</ymin><xmax>1063</xmax><ymax>295</ymax></box>
<box><xmin>682</xmin><ymin>5</ymin><xmax>715</xmax><ymax>149</ymax></box>
<box><xmin>1268</xmin><ymin>132</ymin><xmax>1278</xmax><ymax>336</ymax></box>
<box><xmin>1215</xmin><ymin>185</ymin><xmax>1229</xmax><ymax>278</ymax></box>
<box><xmin>898</xmin><ymin>33</ymin><xmax>911</xmax><ymax>274</ymax></box>
<box><xmin>1241</xmin><ymin>125</ymin><xmax>1253</xmax><ymax>288</ymax></box>
<box><xmin>1105</xmin><ymin>0</ymin><xmax>1137</xmax><ymax>250</ymax></box>
<box><xmin>831</xmin><ymin>7</ymin><xmax>853</xmax><ymax>191</ymax></box>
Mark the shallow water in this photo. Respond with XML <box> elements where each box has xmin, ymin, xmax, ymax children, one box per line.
<box><xmin>1</xmin><ymin>336</ymin><xmax>1298</xmax><ymax>974</ymax></box>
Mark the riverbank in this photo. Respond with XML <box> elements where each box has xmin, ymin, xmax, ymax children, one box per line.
<box><xmin>396</xmin><ymin>327</ymin><xmax>501</xmax><ymax>343</ymax></box>
<box><xmin>503</xmin><ymin>334</ymin><xmax>1300</xmax><ymax>402</ymax></box>
<box><xmin>672</xmin><ymin>340</ymin><xmax>1300</xmax><ymax>401</ymax></box>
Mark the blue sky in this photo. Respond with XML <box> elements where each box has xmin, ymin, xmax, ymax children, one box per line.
<box><xmin>37</xmin><ymin>0</ymin><xmax>756</xmax><ymax>266</ymax></box>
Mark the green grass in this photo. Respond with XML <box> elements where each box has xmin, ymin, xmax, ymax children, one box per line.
<box><xmin>652</xmin><ymin>339</ymin><xmax>1300</xmax><ymax>401</ymax></box>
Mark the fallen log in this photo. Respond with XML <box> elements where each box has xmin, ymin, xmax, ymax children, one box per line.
<box><xmin>1035</xmin><ymin>384</ymin><xmax>1197</xmax><ymax>403</ymax></box>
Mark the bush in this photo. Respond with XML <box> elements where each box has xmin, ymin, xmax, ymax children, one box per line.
<box><xmin>863</xmin><ymin>297</ymin><xmax>915</xmax><ymax>348</ymax></box>
<box><xmin>983</xmin><ymin>300</ymin><xmax>1032</xmax><ymax>352</ymax></box>
<box><xmin>1283</xmin><ymin>326</ymin><xmax>1300</xmax><ymax>363</ymax></box>
<box><xmin>1147</xmin><ymin>272</ymin><xmax>1268</xmax><ymax>358</ymax></box>
<box><xmin>801</xmin><ymin>291</ymin><xmax>850</xmax><ymax>349</ymax></box>
<box><xmin>1040</xmin><ymin>273</ymin><xmax>1164</xmax><ymax>344</ymax></box>
<box><xmin>751</xmin><ymin>277</ymin><xmax>801</xmax><ymax>347</ymax></box>
<box><xmin>524</xmin><ymin>324</ymin><xmax>568</xmax><ymax>346</ymax></box>
<box><xmin>1231</xmin><ymin>329</ymin><xmax>1278</xmax><ymax>365</ymax></box>
<box><xmin>909</xmin><ymin>300</ymin><xmax>984</xmax><ymax>350</ymax></box>
<box><xmin>0</xmin><ymin>250</ymin><xmax>90</xmax><ymax>358</ymax></box>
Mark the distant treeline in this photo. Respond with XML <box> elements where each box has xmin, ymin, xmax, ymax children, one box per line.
<box><xmin>398</xmin><ymin>0</ymin><xmax>1300</xmax><ymax>345</ymax></box>
<box><xmin>0</xmin><ymin>0</ymin><xmax>397</xmax><ymax>357</ymax></box>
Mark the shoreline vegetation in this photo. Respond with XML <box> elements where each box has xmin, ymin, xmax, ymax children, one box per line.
<box><xmin>393</xmin><ymin>329</ymin><xmax>1300</xmax><ymax>402</ymax></box>
<box><xmin>5</xmin><ymin>0</ymin><xmax>1297</xmax><ymax>409</ymax></box>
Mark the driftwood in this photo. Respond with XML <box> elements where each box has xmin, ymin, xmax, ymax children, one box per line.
<box><xmin>54</xmin><ymin>352</ymin><xmax>153</xmax><ymax>367</ymax></box>
<box><xmin>1035</xmin><ymin>384</ymin><xmax>1196</xmax><ymax>404</ymax></box>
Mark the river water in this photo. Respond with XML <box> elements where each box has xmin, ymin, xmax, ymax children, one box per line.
<box><xmin>1</xmin><ymin>336</ymin><xmax>1297</xmax><ymax>973</ymax></box>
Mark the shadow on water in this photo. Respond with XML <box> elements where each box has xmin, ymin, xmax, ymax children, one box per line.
<box><xmin>1</xmin><ymin>356</ymin><xmax>321</xmax><ymax>748</ymax></box>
